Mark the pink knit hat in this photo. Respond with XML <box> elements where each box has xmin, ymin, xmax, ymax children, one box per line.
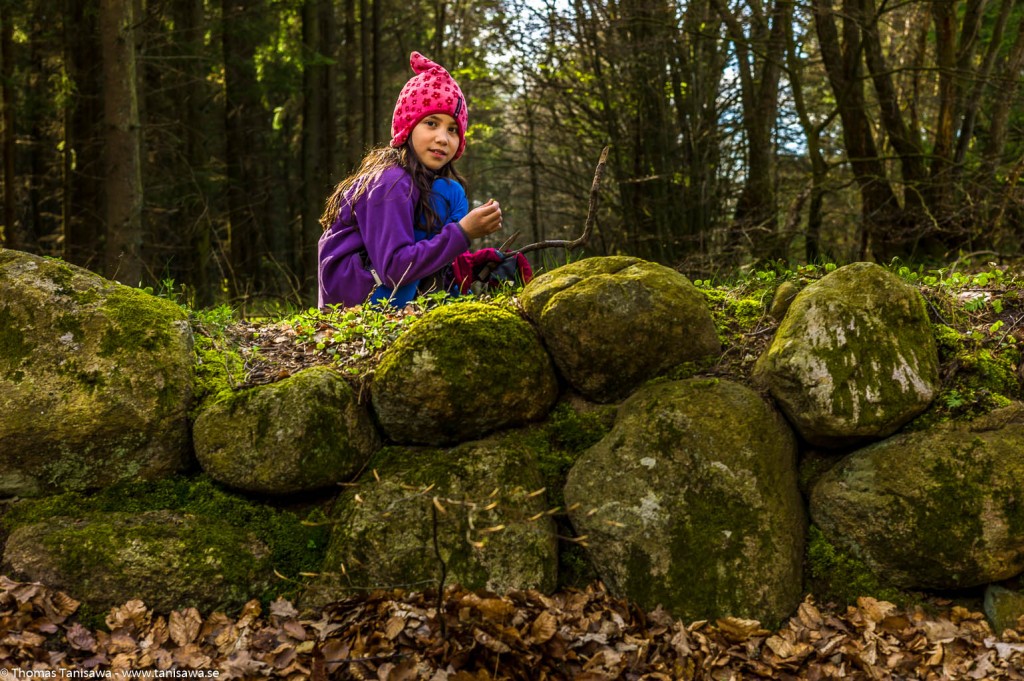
<box><xmin>390</xmin><ymin>52</ymin><xmax>469</xmax><ymax>160</ymax></box>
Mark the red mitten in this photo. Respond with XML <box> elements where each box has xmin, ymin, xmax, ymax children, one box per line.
<box><xmin>452</xmin><ymin>248</ymin><xmax>504</xmax><ymax>293</ymax></box>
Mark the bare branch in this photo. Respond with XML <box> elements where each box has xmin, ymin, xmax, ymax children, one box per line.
<box><xmin>517</xmin><ymin>146</ymin><xmax>610</xmax><ymax>255</ymax></box>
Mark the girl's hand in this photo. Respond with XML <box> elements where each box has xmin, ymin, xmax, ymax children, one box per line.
<box><xmin>459</xmin><ymin>199</ymin><xmax>502</xmax><ymax>240</ymax></box>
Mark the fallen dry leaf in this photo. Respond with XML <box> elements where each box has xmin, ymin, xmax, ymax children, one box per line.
<box><xmin>2</xmin><ymin>577</ymin><xmax>1024</xmax><ymax>679</ymax></box>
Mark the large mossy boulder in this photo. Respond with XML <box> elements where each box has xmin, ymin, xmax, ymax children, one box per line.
<box><xmin>371</xmin><ymin>302</ymin><xmax>558</xmax><ymax>445</ymax></box>
<box><xmin>520</xmin><ymin>257</ymin><xmax>720</xmax><ymax>402</ymax></box>
<box><xmin>0</xmin><ymin>250</ymin><xmax>193</xmax><ymax>496</ymax></box>
<box><xmin>564</xmin><ymin>378</ymin><xmax>805</xmax><ymax>625</ymax></box>
<box><xmin>755</xmin><ymin>262</ymin><xmax>939</xmax><ymax>446</ymax></box>
<box><xmin>193</xmin><ymin>366</ymin><xmax>380</xmax><ymax>494</ymax></box>
<box><xmin>2</xmin><ymin>510</ymin><xmax>274</xmax><ymax>615</ymax></box>
<box><xmin>304</xmin><ymin>433</ymin><xmax>558</xmax><ymax>609</ymax></box>
<box><xmin>810</xmin><ymin>404</ymin><xmax>1024</xmax><ymax>589</ymax></box>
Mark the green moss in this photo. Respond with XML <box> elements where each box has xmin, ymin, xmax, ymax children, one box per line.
<box><xmin>373</xmin><ymin>300</ymin><xmax>558</xmax><ymax>443</ymax></box>
<box><xmin>529</xmin><ymin>402</ymin><xmax>613</xmax><ymax>589</ymax></box>
<box><xmin>933</xmin><ymin>324</ymin><xmax>963</xmax><ymax>362</ymax></box>
<box><xmin>700</xmin><ymin>286</ymin><xmax>771</xmax><ymax>345</ymax></box>
<box><xmin>3</xmin><ymin>475</ymin><xmax>328</xmax><ymax>604</ymax></box>
<box><xmin>806</xmin><ymin>525</ymin><xmax>907</xmax><ymax>607</ymax></box>
<box><xmin>191</xmin><ymin>332</ymin><xmax>247</xmax><ymax>416</ymax></box>
<box><xmin>54</xmin><ymin>314</ymin><xmax>85</xmax><ymax>338</ymax></box>
<box><xmin>322</xmin><ymin>434</ymin><xmax>557</xmax><ymax>597</ymax></box>
<box><xmin>895</xmin><ymin>440</ymin><xmax>990</xmax><ymax>583</ymax></box>
<box><xmin>911</xmin><ymin>331</ymin><xmax>1022</xmax><ymax>429</ymax></box>
<box><xmin>98</xmin><ymin>287</ymin><xmax>185</xmax><ymax>357</ymax></box>
<box><xmin>0</xmin><ymin>305</ymin><xmax>33</xmax><ymax>374</ymax></box>
<box><xmin>13</xmin><ymin>508</ymin><xmax>277</xmax><ymax>629</ymax></box>
<box><xmin>43</xmin><ymin>260</ymin><xmax>77</xmax><ymax>297</ymax></box>
<box><xmin>664</xmin><ymin>355</ymin><xmax>720</xmax><ymax>381</ymax></box>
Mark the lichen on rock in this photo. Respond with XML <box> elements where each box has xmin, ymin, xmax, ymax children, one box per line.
<box><xmin>810</xmin><ymin>402</ymin><xmax>1024</xmax><ymax>589</ymax></box>
<box><xmin>564</xmin><ymin>378</ymin><xmax>805</xmax><ymax>625</ymax></box>
<box><xmin>304</xmin><ymin>432</ymin><xmax>558</xmax><ymax>609</ymax></box>
<box><xmin>193</xmin><ymin>366</ymin><xmax>381</xmax><ymax>494</ymax></box>
<box><xmin>371</xmin><ymin>301</ymin><xmax>558</xmax><ymax>445</ymax></box>
<box><xmin>755</xmin><ymin>262</ymin><xmax>940</xmax><ymax>446</ymax></box>
<box><xmin>520</xmin><ymin>256</ymin><xmax>720</xmax><ymax>402</ymax></box>
<box><xmin>2</xmin><ymin>509</ymin><xmax>274</xmax><ymax>617</ymax></box>
<box><xmin>0</xmin><ymin>251</ymin><xmax>193</xmax><ymax>496</ymax></box>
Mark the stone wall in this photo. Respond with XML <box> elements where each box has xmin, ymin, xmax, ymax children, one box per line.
<box><xmin>2</xmin><ymin>249</ymin><xmax>1023</xmax><ymax>629</ymax></box>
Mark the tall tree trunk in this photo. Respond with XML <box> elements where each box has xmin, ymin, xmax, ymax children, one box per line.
<box><xmin>434</xmin><ymin>0</ymin><xmax>447</xmax><ymax>63</ymax></box>
<box><xmin>1</xmin><ymin>3</ymin><xmax>16</xmax><ymax>249</ymax></box>
<box><xmin>714</xmin><ymin>0</ymin><xmax>789</xmax><ymax>262</ymax></box>
<box><xmin>928</xmin><ymin>0</ymin><xmax>957</xmax><ymax>221</ymax></box>
<box><xmin>100</xmin><ymin>0</ymin><xmax>143</xmax><ymax>284</ymax></box>
<box><xmin>812</xmin><ymin>0</ymin><xmax>906</xmax><ymax>260</ymax></box>
<box><xmin>343</xmin><ymin>0</ymin><xmax>361</xmax><ymax>167</ymax></box>
<box><xmin>222</xmin><ymin>0</ymin><xmax>266</xmax><ymax>298</ymax></box>
<box><xmin>302</xmin><ymin>0</ymin><xmax>328</xmax><ymax>299</ymax></box>
<box><xmin>672</xmin><ymin>0</ymin><xmax>726</xmax><ymax>259</ymax></box>
<box><xmin>62</xmin><ymin>0</ymin><xmax>104</xmax><ymax>270</ymax></box>
<box><xmin>955</xmin><ymin>0</ymin><xmax>1013</xmax><ymax>168</ymax></box>
<box><xmin>371</xmin><ymin>0</ymin><xmax>382</xmax><ymax>144</ymax></box>
<box><xmin>175</xmin><ymin>0</ymin><xmax>213</xmax><ymax>304</ymax></box>
<box><xmin>622</xmin><ymin>0</ymin><xmax>681</xmax><ymax>262</ymax></box>
<box><xmin>786</xmin><ymin>4</ymin><xmax>833</xmax><ymax>261</ymax></box>
<box><xmin>322</xmin><ymin>0</ymin><xmax>337</xmax><ymax>180</ymax></box>
<box><xmin>982</xmin><ymin>12</ymin><xmax>1024</xmax><ymax>174</ymax></box>
<box><xmin>524</xmin><ymin>91</ymin><xmax>542</xmax><ymax>243</ymax></box>
<box><xmin>360</xmin><ymin>0</ymin><xmax>371</xmax><ymax>147</ymax></box>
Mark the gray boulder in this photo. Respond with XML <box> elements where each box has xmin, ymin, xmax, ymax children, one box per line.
<box><xmin>810</xmin><ymin>404</ymin><xmax>1024</xmax><ymax>589</ymax></box>
<box><xmin>2</xmin><ymin>510</ymin><xmax>273</xmax><ymax>614</ymax></box>
<box><xmin>0</xmin><ymin>251</ymin><xmax>192</xmax><ymax>496</ymax></box>
<box><xmin>565</xmin><ymin>378</ymin><xmax>805</xmax><ymax>625</ymax></box>
<box><xmin>520</xmin><ymin>257</ymin><xmax>720</xmax><ymax>402</ymax></box>
<box><xmin>304</xmin><ymin>432</ymin><xmax>558</xmax><ymax>609</ymax></box>
<box><xmin>755</xmin><ymin>262</ymin><xmax>939</xmax><ymax>446</ymax></box>
<box><xmin>985</xmin><ymin>585</ymin><xmax>1024</xmax><ymax>634</ymax></box>
<box><xmin>372</xmin><ymin>302</ymin><xmax>558</xmax><ymax>445</ymax></box>
<box><xmin>193</xmin><ymin>366</ymin><xmax>381</xmax><ymax>494</ymax></box>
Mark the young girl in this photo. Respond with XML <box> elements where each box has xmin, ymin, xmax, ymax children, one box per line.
<box><xmin>317</xmin><ymin>52</ymin><xmax>503</xmax><ymax>308</ymax></box>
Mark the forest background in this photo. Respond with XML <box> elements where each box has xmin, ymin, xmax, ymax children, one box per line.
<box><xmin>1</xmin><ymin>0</ymin><xmax>1023</xmax><ymax>308</ymax></box>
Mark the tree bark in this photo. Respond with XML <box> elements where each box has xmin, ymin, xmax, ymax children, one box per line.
<box><xmin>174</xmin><ymin>0</ymin><xmax>213</xmax><ymax>304</ymax></box>
<box><xmin>360</xmin><ymin>0</ymin><xmax>371</xmax><ymax>147</ymax></box>
<box><xmin>302</xmin><ymin>0</ymin><xmax>328</xmax><ymax>298</ymax></box>
<box><xmin>955</xmin><ymin>0</ymin><xmax>1012</xmax><ymax>167</ymax></box>
<box><xmin>1</xmin><ymin>3</ymin><xmax>16</xmax><ymax>249</ymax></box>
<box><xmin>714</xmin><ymin>0</ymin><xmax>790</xmax><ymax>261</ymax></box>
<box><xmin>62</xmin><ymin>0</ymin><xmax>104</xmax><ymax>270</ymax></box>
<box><xmin>222</xmin><ymin>0</ymin><xmax>267</xmax><ymax>297</ymax></box>
<box><xmin>812</xmin><ymin>0</ymin><xmax>906</xmax><ymax>260</ymax></box>
<box><xmin>99</xmin><ymin>0</ymin><xmax>144</xmax><ymax>284</ymax></box>
<box><xmin>343</xmin><ymin>0</ymin><xmax>360</xmax><ymax>168</ymax></box>
<box><xmin>785</xmin><ymin>5</ymin><xmax>833</xmax><ymax>262</ymax></box>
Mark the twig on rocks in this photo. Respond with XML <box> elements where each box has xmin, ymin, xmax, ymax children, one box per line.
<box><xmin>518</xmin><ymin>146</ymin><xmax>610</xmax><ymax>255</ymax></box>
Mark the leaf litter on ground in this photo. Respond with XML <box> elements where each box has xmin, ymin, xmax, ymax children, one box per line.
<box><xmin>3</xmin><ymin>575</ymin><xmax>1024</xmax><ymax>679</ymax></box>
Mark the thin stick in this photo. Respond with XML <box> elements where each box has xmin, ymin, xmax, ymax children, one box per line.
<box><xmin>518</xmin><ymin>146</ymin><xmax>609</xmax><ymax>255</ymax></box>
<box><xmin>473</xmin><ymin>147</ymin><xmax>610</xmax><ymax>285</ymax></box>
<box><xmin>498</xmin><ymin>231</ymin><xmax>521</xmax><ymax>252</ymax></box>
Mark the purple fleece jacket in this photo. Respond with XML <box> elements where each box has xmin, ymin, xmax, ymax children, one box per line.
<box><xmin>317</xmin><ymin>166</ymin><xmax>470</xmax><ymax>307</ymax></box>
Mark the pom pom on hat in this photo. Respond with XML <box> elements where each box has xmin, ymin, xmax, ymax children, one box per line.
<box><xmin>390</xmin><ymin>52</ymin><xmax>469</xmax><ymax>160</ymax></box>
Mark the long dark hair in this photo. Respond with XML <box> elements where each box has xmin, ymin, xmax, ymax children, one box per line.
<box><xmin>319</xmin><ymin>141</ymin><xmax>466</xmax><ymax>234</ymax></box>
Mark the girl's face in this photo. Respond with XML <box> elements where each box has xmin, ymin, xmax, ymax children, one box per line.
<box><xmin>410</xmin><ymin>113</ymin><xmax>460</xmax><ymax>171</ymax></box>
